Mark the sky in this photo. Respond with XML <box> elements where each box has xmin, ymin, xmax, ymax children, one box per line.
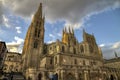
<box><xmin>0</xmin><ymin>0</ymin><xmax>120</xmax><ymax>59</ymax></box>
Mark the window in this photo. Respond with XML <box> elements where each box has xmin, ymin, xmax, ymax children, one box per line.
<box><xmin>83</xmin><ymin>60</ymin><xmax>85</xmax><ymax>65</ymax></box>
<box><xmin>38</xmin><ymin>30</ymin><xmax>40</xmax><ymax>37</ymax></box>
<box><xmin>54</xmin><ymin>45</ymin><xmax>56</xmax><ymax>48</ymax></box>
<box><xmin>49</xmin><ymin>47</ymin><xmax>52</xmax><ymax>50</ymax></box>
<box><xmin>4</xmin><ymin>68</ymin><xmax>7</xmax><ymax>70</ymax></box>
<box><xmin>8</xmin><ymin>58</ymin><xmax>11</xmax><ymax>61</ymax></box>
<box><xmin>55</xmin><ymin>56</ymin><xmax>57</xmax><ymax>65</ymax></box>
<box><xmin>50</xmin><ymin>58</ymin><xmax>52</xmax><ymax>64</ymax></box>
<box><xmin>9</xmin><ymin>65</ymin><xmax>13</xmax><ymax>71</ymax></box>
<box><xmin>74</xmin><ymin>48</ymin><xmax>76</xmax><ymax>54</ymax></box>
<box><xmin>36</xmin><ymin>21</ymin><xmax>39</xmax><ymax>26</ymax></box>
<box><xmin>74</xmin><ymin>59</ymin><xmax>77</xmax><ymax>64</ymax></box>
<box><xmin>16</xmin><ymin>69</ymin><xmax>18</xmax><ymax>72</ymax></box>
<box><xmin>89</xmin><ymin>45</ymin><xmax>93</xmax><ymax>53</ymax></box>
<box><xmin>80</xmin><ymin>45</ymin><xmax>84</xmax><ymax>53</ymax></box>
<box><xmin>34</xmin><ymin>41</ymin><xmax>38</xmax><ymax>48</ymax></box>
<box><xmin>34</xmin><ymin>28</ymin><xmax>37</xmax><ymax>37</ymax></box>
<box><xmin>62</xmin><ymin>46</ymin><xmax>65</xmax><ymax>52</ymax></box>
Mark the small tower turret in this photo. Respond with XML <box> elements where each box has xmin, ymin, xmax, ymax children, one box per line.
<box><xmin>114</xmin><ymin>51</ymin><xmax>118</xmax><ymax>58</ymax></box>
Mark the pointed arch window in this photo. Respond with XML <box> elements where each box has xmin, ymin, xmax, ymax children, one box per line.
<box><xmin>34</xmin><ymin>41</ymin><xmax>38</xmax><ymax>48</ymax></box>
<box><xmin>50</xmin><ymin>58</ymin><xmax>53</xmax><ymax>64</ymax></box>
<box><xmin>34</xmin><ymin>28</ymin><xmax>37</xmax><ymax>37</ymax></box>
<box><xmin>80</xmin><ymin>45</ymin><xmax>84</xmax><ymax>53</ymax></box>
<box><xmin>62</xmin><ymin>46</ymin><xmax>65</xmax><ymax>52</ymax></box>
<box><xmin>74</xmin><ymin>48</ymin><xmax>76</xmax><ymax>54</ymax></box>
<box><xmin>36</xmin><ymin>21</ymin><xmax>39</xmax><ymax>26</ymax></box>
<box><xmin>74</xmin><ymin>59</ymin><xmax>77</xmax><ymax>64</ymax></box>
<box><xmin>38</xmin><ymin>29</ymin><xmax>40</xmax><ymax>37</ymax></box>
<box><xmin>89</xmin><ymin>45</ymin><xmax>93</xmax><ymax>53</ymax></box>
<box><xmin>55</xmin><ymin>56</ymin><xmax>57</xmax><ymax>65</ymax></box>
<box><xmin>83</xmin><ymin>60</ymin><xmax>85</xmax><ymax>65</ymax></box>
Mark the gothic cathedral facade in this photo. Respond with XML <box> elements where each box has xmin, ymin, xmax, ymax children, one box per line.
<box><xmin>22</xmin><ymin>3</ymin><xmax>120</xmax><ymax>80</ymax></box>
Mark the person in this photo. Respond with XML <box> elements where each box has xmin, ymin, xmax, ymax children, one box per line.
<box><xmin>2</xmin><ymin>75</ymin><xmax>8</xmax><ymax>80</ymax></box>
<box><xmin>52</xmin><ymin>73</ymin><xmax>58</xmax><ymax>80</ymax></box>
<box><xmin>2</xmin><ymin>77</ymin><xmax>8</xmax><ymax>80</ymax></box>
<box><xmin>54</xmin><ymin>73</ymin><xmax>58</xmax><ymax>80</ymax></box>
<box><xmin>38</xmin><ymin>73</ymin><xmax>42</xmax><ymax>80</ymax></box>
<box><xmin>110</xmin><ymin>75</ymin><xmax>114</xmax><ymax>80</ymax></box>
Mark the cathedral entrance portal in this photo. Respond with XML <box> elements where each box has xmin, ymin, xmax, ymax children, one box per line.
<box><xmin>65</xmin><ymin>73</ymin><xmax>76</xmax><ymax>80</ymax></box>
<box><xmin>110</xmin><ymin>74</ymin><xmax>116</xmax><ymax>80</ymax></box>
<box><xmin>38</xmin><ymin>73</ymin><xmax>42</xmax><ymax>80</ymax></box>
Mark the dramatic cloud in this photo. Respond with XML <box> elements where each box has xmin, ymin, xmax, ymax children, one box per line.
<box><xmin>99</xmin><ymin>41</ymin><xmax>120</xmax><ymax>59</ymax></box>
<box><xmin>3</xmin><ymin>0</ymin><xmax>120</xmax><ymax>29</ymax></box>
<box><xmin>6</xmin><ymin>36</ymin><xmax>24</xmax><ymax>53</ymax></box>
<box><xmin>0</xmin><ymin>1</ymin><xmax>4</xmax><ymax>24</ymax></box>
<box><xmin>2</xmin><ymin>15</ymin><xmax>11</xmax><ymax>28</ymax></box>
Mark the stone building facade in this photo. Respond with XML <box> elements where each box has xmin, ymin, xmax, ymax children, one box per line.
<box><xmin>21</xmin><ymin>3</ymin><xmax>120</xmax><ymax>80</ymax></box>
<box><xmin>3</xmin><ymin>52</ymin><xmax>22</xmax><ymax>73</ymax></box>
<box><xmin>0</xmin><ymin>41</ymin><xmax>7</xmax><ymax>70</ymax></box>
<box><xmin>104</xmin><ymin>52</ymin><xmax>120</xmax><ymax>69</ymax></box>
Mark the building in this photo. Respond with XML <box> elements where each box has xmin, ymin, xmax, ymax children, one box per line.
<box><xmin>104</xmin><ymin>52</ymin><xmax>120</xmax><ymax>69</ymax></box>
<box><xmin>3</xmin><ymin>52</ymin><xmax>22</xmax><ymax>73</ymax></box>
<box><xmin>21</xmin><ymin>3</ymin><xmax>120</xmax><ymax>80</ymax></box>
<box><xmin>0</xmin><ymin>41</ymin><xmax>7</xmax><ymax>70</ymax></box>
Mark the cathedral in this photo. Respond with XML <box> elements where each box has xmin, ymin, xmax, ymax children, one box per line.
<box><xmin>21</xmin><ymin>3</ymin><xmax>120</xmax><ymax>80</ymax></box>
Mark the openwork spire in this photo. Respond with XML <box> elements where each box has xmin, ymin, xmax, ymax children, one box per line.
<box><xmin>114</xmin><ymin>51</ymin><xmax>118</xmax><ymax>58</ymax></box>
<box><xmin>35</xmin><ymin>3</ymin><xmax>43</xmax><ymax>18</ymax></box>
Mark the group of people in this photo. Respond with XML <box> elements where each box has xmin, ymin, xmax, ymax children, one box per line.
<box><xmin>49</xmin><ymin>73</ymin><xmax>58</xmax><ymax>80</ymax></box>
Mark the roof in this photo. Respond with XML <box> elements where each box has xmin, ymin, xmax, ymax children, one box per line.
<box><xmin>0</xmin><ymin>41</ymin><xmax>7</xmax><ymax>49</ymax></box>
<box><xmin>6</xmin><ymin>52</ymin><xmax>21</xmax><ymax>55</ymax></box>
<box><xmin>104</xmin><ymin>57</ymin><xmax>120</xmax><ymax>63</ymax></box>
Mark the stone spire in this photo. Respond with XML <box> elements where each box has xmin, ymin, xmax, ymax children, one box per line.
<box><xmin>35</xmin><ymin>3</ymin><xmax>42</xmax><ymax>18</ymax></box>
<box><xmin>69</xmin><ymin>26</ymin><xmax>71</xmax><ymax>33</ymax></box>
<box><xmin>22</xmin><ymin>3</ymin><xmax>45</xmax><ymax>70</ymax></box>
<box><xmin>114</xmin><ymin>51</ymin><xmax>118</xmax><ymax>58</ymax></box>
<box><xmin>72</xmin><ymin>27</ymin><xmax>74</xmax><ymax>35</ymax></box>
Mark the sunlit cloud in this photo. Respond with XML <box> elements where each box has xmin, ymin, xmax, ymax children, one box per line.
<box><xmin>6</xmin><ymin>36</ymin><xmax>24</xmax><ymax>53</ymax></box>
<box><xmin>99</xmin><ymin>41</ymin><xmax>120</xmax><ymax>59</ymax></box>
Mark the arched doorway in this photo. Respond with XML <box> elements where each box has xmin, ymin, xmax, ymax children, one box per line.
<box><xmin>54</xmin><ymin>73</ymin><xmax>58</xmax><ymax>80</ymax></box>
<box><xmin>65</xmin><ymin>73</ymin><xmax>76</xmax><ymax>80</ymax></box>
<box><xmin>110</xmin><ymin>74</ymin><xmax>117</xmax><ymax>80</ymax></box>
<box><xmin>38</xmin><ymin>73</ymin><xmax>42</xmax><ymax>80</ymax></box>
<box><xmin>110</xmin><ymin>74</ymin><xmax>114</xmax><ymax>80</ymax></box>
<box><xmin>78</xmin><ymin>73</ymin><xmax>83</xmax><ymax>80</ymax></box>
<box><xmin>103</xmin><ymin>73</ymin><xmax>109</xmax><ymax>80</ymax></box>
<box><xmin>28</xmin><ymin>76</ymin><xmax>32</xmax><ymax>80</ymax></box>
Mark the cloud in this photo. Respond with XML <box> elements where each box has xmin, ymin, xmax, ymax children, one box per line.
<box><xmin>47</xmin><ymin>40</ymin><xmax>55</xmax><ymax>44</ymax></box>
<box><xmin>64</xmin><ymin>22</ymin><xmax>84</xmax><ymax>30</ymax></box>
<box><xmin>15</xmin><ymin>27</ymin><xmax>22</xmax><ymax>33</ymax></box>
<box><xmin>57</xmin><ymin>33</ymin><xmax>62</xmax><ymax>37</ymax></box>
<box><xmin>99</xmin><ymin>44</ymin><xmax>105</xmax><ymax>47</ymax></box>
<box><xmin>3</xmin><ymin>0</ymin><xmax>120</xmax><ymax>29</ymax></box>
<box><xmin>49</xmin><ymin>34</ymin><xmax>55</xmax><ymax>38</ymax></box>
<box><xmin>99</xmin><ymin>41</ymin><xmax>120</xmax><ymax>59</ymax></box>
<box><xmin>111</xmin><ymin>41</ymin><xmax>120</xmax><ymax>49</ymax></box>
<box><xmin>0</xmin><ymin>1</ymin><xmax>4</xmax><ymax>24</ymax></box>
<box><xmin>2</xmin><ymin>15</ymin><xmax>11</xmax><ymax>28</ymax></box>
<box><xmin>6</xmin><ymin>36</ymin><xmax>24</xmax><ymax>53</ymax></box>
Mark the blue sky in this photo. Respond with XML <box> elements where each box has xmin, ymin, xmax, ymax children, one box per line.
<box><xmin>0</xmin><ymin>0</ymin><xmax>120</xmax><ymax>59</ymax></box>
